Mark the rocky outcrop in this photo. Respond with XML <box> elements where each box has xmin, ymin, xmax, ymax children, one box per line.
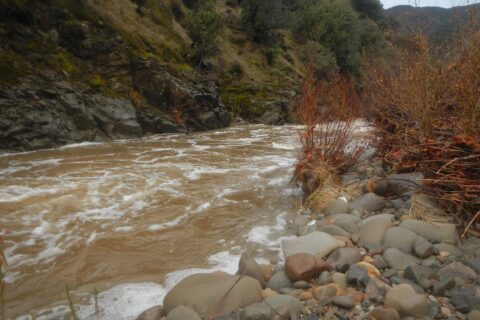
<box><xmin>0</xmin><ymin>1</ymin><xmax>231</xmax><ymax>151</ymax></box>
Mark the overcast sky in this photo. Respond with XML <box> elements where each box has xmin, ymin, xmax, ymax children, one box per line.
<box><xmin>381</xmin><ymin>0</ymin><xmax>475</xmax><ymax>8</ymax></box>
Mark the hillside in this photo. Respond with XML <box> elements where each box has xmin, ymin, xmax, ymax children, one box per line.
<box><xmin>0</xmin><ymin>0</ymin><xmax>302</xmax><ymax>151</ymax></box>
<box><xmin>0</xmin><ymin>0</ymin><xmax>387</xmax><ymax>151</ymax></box>
<box><xmin>386</xmin><ymin>3</ymin><xmax>480</xmax><ymax>45</ymax></box>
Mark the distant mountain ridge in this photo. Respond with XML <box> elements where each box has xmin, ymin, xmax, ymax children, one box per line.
<box><xmin>385</xmin><ymin>3</ymin><xmax>480</xmax><ymax>45</ymax></box>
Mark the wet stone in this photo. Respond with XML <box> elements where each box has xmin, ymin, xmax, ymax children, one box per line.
<box><xmin>346</xmin><ymin>264</ymin><xmax>369</xmax><ymax>287</ymax></box>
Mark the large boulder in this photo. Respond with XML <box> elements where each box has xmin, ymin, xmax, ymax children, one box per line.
<box><xmin>163</xmin><ymin>272</ymin><xmax>262</xmax><ymax>319</ymax></box>
<box><xmin>282</xmin><ymin>231</ymin><xmax>345</xmax><ymax>259</ymax></box>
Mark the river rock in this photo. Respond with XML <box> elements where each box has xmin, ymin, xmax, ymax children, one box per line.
<box><xmin>285</xmin><ymin>253</ymin><xmax>331</xmax><ymax>281</ymax></box>
<box><xmin>432</xmin><ymin>276</ymin><xmax>456</xmax><ymax>296</ymax></box>
<box><xmin>166</xmin><ymin>306</ymin><xmax>201</xmax><ymax>320</ymax></box>
<box><xmin>382</xmin><ymin>227</ymin><xmax>418</xmax><ymax>254</ymax></box>
<box><xmin>346</xmin><ymin>264</ymin><xmax>369</xmax><ymax>286</ymax></box>
<box><xmin>327</xmin><ymin>247</ymin><xmax>363</xmax><ymax>272</ymax></box>
<box><xmin>403</xmin><ymin>265</ymin><xmax>435</xmax><ymax>286</ymax></box>
<box><xmin>360</xmin><ymin>213</ymin><xmax>394</xmax><ymax>226</ymax></box>
<box><xmin>268</xmin><ymin>270</ymin><xmax>293</xmax><ymax>291</ymax></box>
<box><xmin>359</xmin><ymin>219</ymin><xmax>393</xmax><ymax>247</ymax></box>
<box><xmin>238</xmin><ymin>253</ymin><xmax>266</xmax><ymax>288</ymax></box>
<box><xmin>330</xmin><ymin>214</ymin><xmax>360</xmax><ymax>234</ymax></box>
<box><xmin>465</xmin><ymin>257</ymin><xmax>480</xmax><ymax>273</ymax></box>
<box><xmin>399</xmin><ymin>220</ymin><xmax>458</xmax><ymax>244</ymax></box>
<box><xmin>468</xmin><ymin>310</ymin><xmax>480</xmax><ymax>320</ymax></box>
<box><xmin>244</xmin><ymin>295</ymin><xmax>302</xmax><ymax>319</ymax></box>
<box><xmin>282</xmin><ymin>231</ymin><xmax>345</xmax><ymax>258</ymax></box>
<box><xmin>385</xmin><ymin>173</ymin><xmax>423</xmax><ymax>195</ymax></box>
<box><xmin>384</xmin><ymin>284</ymin><xmax>431</xmax><ymax>317</ymax></box>
<box><xmin>325</xmin><ymin>199</ymin><xmax>349</xmax><ymax>215</ymax></box>
<box><xmin>349</xmin><ymin>193</ymin><xmax>385</xmax><ymax>212</ymax></box>
<box><xmin>383</xmin><ymin>248</ymin><xmax>417</xmax><ymax>271</ymax></box>
<box><xmin>437</xmin><ymin>261</ymin><xmax>477</xmax><ymax>281</ymax></box>
<box><xmin>332</xmin><ymin>272</ymin><xmax>348</xmax><ymax>288</ymax></box>
<box><xmin>163</xmin><ymin>272</ymin><xmax>262</xmax><ymax>319</ymax></box>
<box><xmin>136</xmin><ymin>305</ymin><xmax>163</xmax><ymax>320</ymax></box>
<box><xmin>433</xmin><ymin>243</ymin><xmax>463</xmax><ymax>257</ymax></box>
<box><xmin>317</xmin><ymin>224</ymin><xmax>351</xmax><ymax>237</ymax></box>
<box><xmin>370</xmin><ymin>307</ymin><xmax>400</xmax><ymax>320</ymax></box>
<box><xmin>413</xmin><ymin>236</ymin><xmax>434</xmax><ymax>258</ymax></box>
<box><xmin>450</xmin><ymin>287</ymin><xmax>480</xmax><ymax>313</ymax></box>
<box><xmin>332</xmin><ymin>295</ymin><xmax>355</xmax><ymax>308</ymax></box>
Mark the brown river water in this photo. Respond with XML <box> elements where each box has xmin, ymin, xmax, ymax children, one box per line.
<box><xmin>0</xmin><ymin>125</ymin><xmax>301</xmax><ymax>319</ymax></box>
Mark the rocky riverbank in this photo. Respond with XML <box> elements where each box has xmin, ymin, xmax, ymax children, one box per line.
<box><xmin>135</xmin><ymin>158</ymin><xmax>480</xmax><ymax>320</ymax></box>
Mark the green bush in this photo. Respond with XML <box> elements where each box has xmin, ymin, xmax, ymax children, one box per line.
<box><xmin>240</xmin><ymin>0</ymin><xmax>282</xmax><ymax>43</ymax></box>
<box><xmin>301</xmin><ymin>41</ymin><xmax>337</xmax><ymax>77</ymax></box>
<box><xmin>186</xmin><ymin>0</ymin><xmax>222</xmax><ymax>65</ymax></box>
<box><xmin>265</xmin><ymin>47</ymin><xmax>282</xmax><ymax>65</ymax></box>
<box><xmin>294</xmin><ymin>0</ymin><xmax>365</xmax><ymax>75</ymax></box>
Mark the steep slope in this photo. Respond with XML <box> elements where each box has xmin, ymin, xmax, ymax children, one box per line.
<box><xmin>0</xmin><ymin>0</ymin><xmax>301</xmax><ymax>151</ymax></box>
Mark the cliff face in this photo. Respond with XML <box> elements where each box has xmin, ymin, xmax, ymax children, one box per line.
<box><xmin>0</xmin><ymin>0</ymin><xmax>242</xmax><ymax>151</ymax></box>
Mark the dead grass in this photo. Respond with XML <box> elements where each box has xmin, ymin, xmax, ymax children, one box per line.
<box><xmin>291</xmin><ymin>72</ymin><xmax>367</xmax><ymax>198</ymax></box>
<box><xmin>0</xmin><ymin>236</ymin><xmax>5</xmax><ymax>320</ymax></box>
<box><xmin>363</xmin><ymin>28</ymin><xmax>480</xmax><ymax>233</ymax></box>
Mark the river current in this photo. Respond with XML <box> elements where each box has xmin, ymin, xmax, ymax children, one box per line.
<box><xmin>0</xmin><ymin>125</ymin><xmax>301</xmax><ymax>319</ymax></box>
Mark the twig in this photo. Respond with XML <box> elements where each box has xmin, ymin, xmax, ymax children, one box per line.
<box><xmin>461</xmin><ymin>210</ymin><xmax>480</xmax><ymax>238</ymax></box>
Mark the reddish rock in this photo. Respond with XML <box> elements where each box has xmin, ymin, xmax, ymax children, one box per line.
<box><xmin>285</xmin><ymin>253</ymin><xmax>332</xmax><ymax>281</ymax></box>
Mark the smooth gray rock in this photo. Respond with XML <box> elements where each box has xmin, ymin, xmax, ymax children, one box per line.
<box><xmin>326</xmin><ymin>247</ymin><xmax>363</xmax><ymax>272</ymax></box>
<box><xmin>166</xmin><ymin>306</ymin><xmax>201</xmax><ymax>320</ymax></box>
<box><xmin>347</xmin><ymin>264</ymin><xmax>369</xmax><ymax>286</ymax></box>
<box><xmin>399</xmin><ymin>220</ymin><xmax>458</xmax><ymax>244</ymax></box>
<box><xmin>370</xmin><ymin>307</ymin><xmax>400</xmax><ymax>320</ymax></box>
<box><xmin>403</xmin><ymin>265</ymin><xmax>435</xmax><ymax>285</ymax></box>
<box><xmin>359</xmin><ymin>219</ymin><xmax>393</xmax><ymax>247</ymax></box>
<box><xmin>465</xmin><ymin>257</ymin><xmax>480</xmax><ymax>274</ymax></box>
<box><xmin>241</xmin><ymin>303</ymin><xmax>271</xmax><ymax>320</ymax></box>
<box><xmin>432</xmin><ymin>276</ymin><xmax>456</xmax><ymax>296</ymax></box>
<box><xmin>163</xmin><ymin>272</ymin><xmax>262</xmax><ymax>319</ymax></box>
<box><xmin>332</xmin><ymin>296</ymin><xmax>355</xmax><ymax>308</ymax></box>
<box><xmin>360</xmin><ymin>213</ymin><xmax>394</xmax><ymax>226</ymax></box>
<box><xmin>450</xmin><ymin>288</ymin><xmax>480</xmax><ymax>313</ymax></box>
<box><xmin>238</xmin><ymin>253</ymin><xmax>266</xmax><ymax>288</ymax></box>
<box><xmin>324</xmin><ymin>199</ymin><xmax>349</xmax><ymax>215</ymax></box>
<box><xmin>383</xmin><ymin>248</ymin><xmax>418</xmax><ymax>271</ymax></box>
<box><xmin>264</xmin><ymin>295</ymin><xmax>303</xmax><ymax>319</ymax></box>
<box><xmin>317</xmin><ymin>224</ymin><xmax>351</xmax><ymax>237</ymax></box>
<box><xmin>268</xmin><ymin>270</ymin><xmax>293</xmax><ymax>292</ymax></box>
<box><xmin>384</xmin><ymin>284</ymin><xmax>431</xmax><ymax>317</ymax></box>
<box><xmin>330</xmin><ymin>214</ymin><xmax>360</xmax><ymax>234</ymax></box>
<box><xmin>433</xmin><ymin>243</ymin><xmax>463</xmax><ymax>257</ymax></box>
<box><xmin>281</xmin><ymin>231</ymin><xmax>345</xmax><ymax>258</ymax></box>
<box><xmin>349</xmin><ymin>193</ymin><xmax>385</xmax><ymax>212</ymax></box>
<box><xmin>437</xmin><ymin>262</ymin><xmax>477</xmax><ymax>281</ymax></box>
<box><xmin>382</xmin><ymin>227</ymin><xmax>418</xmax><ymax>254</ymax></box>
<box><xmin>414</xmin><ymin>237</ymin><xmax>434</xmax><ymax>258</ymax></box>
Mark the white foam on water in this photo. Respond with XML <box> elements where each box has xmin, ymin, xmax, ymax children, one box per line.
<box><xmin>87</xmin><ymin>231</ymin><xmax>97</xmax><ymax>245</ymax></box>
<box><xmin>148</xmin><ymin>213</ymin><xmax>188</xmax><ymax>231</ymax></box>
<box><xmin>192</xmin><ymin>202</ymin><xmax>211</xmax><ymax>214</ymax></box>
<box><xmin>59</xmin><ymin>141</ymin><xmax>105</xmax><ymax>149</ymax></box>
<box><xmin>115</xmin><ymin>226</ymin><xmax>134</xmax><ymax>233</ymax></box>
<box><xmin>272</xmin><ymin>142</ymin><xmax>296</xmax><ymax>150</ymax></box>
